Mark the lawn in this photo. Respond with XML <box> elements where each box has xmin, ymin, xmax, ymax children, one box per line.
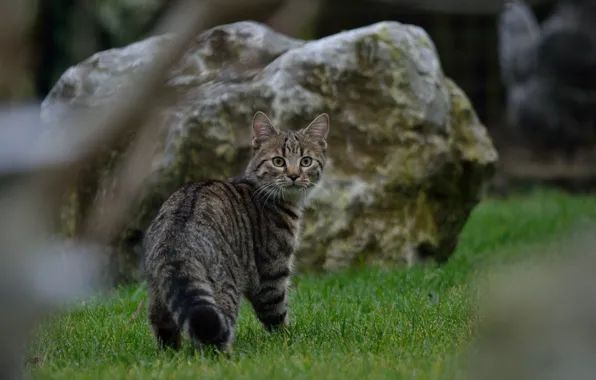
<box><xmin>29</xmin><ymin>189</ymin><xmax>596</xmax><ymax>379</ymax></box>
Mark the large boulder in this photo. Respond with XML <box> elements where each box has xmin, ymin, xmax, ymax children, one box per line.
<box><xmin>41</xmin><ymin>20</ymin><xmax>497</xmax><ymax>282</ymax></box>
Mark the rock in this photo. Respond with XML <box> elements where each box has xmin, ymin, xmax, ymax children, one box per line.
<box><xmin>498</xmin><ymin>0</ymin><xmax>596</xmax><ymax>157</ymax></box>
<box><xmin>468</xmin><ymin>231</ymin><xmax>596</xmax><ymax>380</ymax></box>
<box><xmin>41</xmin><ymin>20</ymin><xmax>498</xmax><ymax>282</ymax></box>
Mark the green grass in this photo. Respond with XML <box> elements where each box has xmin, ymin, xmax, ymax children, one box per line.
<box><xmin>30</xmin><ymin>189</ymin><xmax>596</xmax><ymax>379</ymax></box>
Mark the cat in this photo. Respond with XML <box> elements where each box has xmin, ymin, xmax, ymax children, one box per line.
<box><xmin>142</xmin><ymin>111</ymin><xmax>330</xmax><ymax>352</ymax></box>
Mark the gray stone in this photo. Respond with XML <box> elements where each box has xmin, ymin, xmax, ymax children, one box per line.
<box><xmin>41</xmin><ymin>20</ymin><xmax>497</xmax><ymax>282</ymax></box>
<box><xmin>468</xmin><ymin>231</ymin><xmax>596</xmax><ymax>380</ymax></box>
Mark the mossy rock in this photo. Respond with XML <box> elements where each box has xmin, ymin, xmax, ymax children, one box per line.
<box><xmin>41</xmin><ymin>21</ymin><xmax>498</xmax><ymax>282</ymax></box>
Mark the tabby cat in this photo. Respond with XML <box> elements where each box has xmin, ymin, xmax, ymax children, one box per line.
<box><xmin>142</xmin><ymin>111</ymin><xmax>330</xmax><ymax>352</ymax></box>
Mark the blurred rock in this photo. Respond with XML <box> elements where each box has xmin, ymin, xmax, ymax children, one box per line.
<box><xmin>468</xmin><ymin>232</ymin><xmax>596</xmax><ymax>380</ymax></box>
<box><xmin>41</xmin><ymin>21</ymin><xmax>497</xmax><ymax>282</ymax></box>
<box><xmin>498</xmin><ymin>0</ymin><xmax>596</xmax><ymax>158</ymax></box>
<box><xmin>374</xmin><ymin>0</ymin><xmax>550</xmax><ymax>14</ymax></box>
<box><xmin>493</xmin><ymin>0</ymin><xmax>596</xmax><ymax>193</ymax></box>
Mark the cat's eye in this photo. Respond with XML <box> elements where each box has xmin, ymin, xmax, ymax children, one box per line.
<box><xmin>272</xmin><ymin>157</ymin><xmax>285</xmax><ymax>167</ymax></box>
<box><xmin>300</xmin><ymin>157</ymin><xmax>313</xmax><ymax>167</ymax></box>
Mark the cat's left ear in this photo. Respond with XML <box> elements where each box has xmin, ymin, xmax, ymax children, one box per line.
<box><xmin>302</xmin><ymin>113</ymin><xmax>330</xmax><ymax>141</ymax></box>
<box><xmin>252</xmin><ymin>111</ymin><xmax>279</xmax><ymax>148</ymax></box>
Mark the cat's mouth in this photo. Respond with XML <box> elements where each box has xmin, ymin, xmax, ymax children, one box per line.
<box><xmin>282</xmin><ymin>182</ymin><xmax>308</xmax><ymax>190</ymax></box>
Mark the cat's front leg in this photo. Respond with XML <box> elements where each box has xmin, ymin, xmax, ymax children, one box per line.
<box><xmin>250</xmin><ymin>263</ymin><xmax>291</xmax><ymax>332</ymax></box>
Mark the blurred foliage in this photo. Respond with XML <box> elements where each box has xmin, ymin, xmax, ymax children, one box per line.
<box><xmin>96</xmin><ymin>0</ymin><xmax>164</xmax><ymax>46</ymax></box>
<box><xmin>35</xmin><ymin>0</ymin><xmax>167</xmax><ymax>97</ymax></box>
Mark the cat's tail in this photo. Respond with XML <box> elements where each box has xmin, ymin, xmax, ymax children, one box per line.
<box><xmin>158</xmin><ymin>263</ymin><xmax>233</xmax><ymax>348</ymax></box>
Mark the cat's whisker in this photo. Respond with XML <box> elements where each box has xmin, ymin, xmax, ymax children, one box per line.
<box><xmin>316</xmin><ymin>186</ymin><xmax>331</xmax><ymax>197</ymax></box>
<box><xmin>260</xmin><ymin>186</ymin><xmax>277</xmax><ymax>213</ymax></box>
<box><xmin>299</xmin><ymin>187</ymin><xmax>307</xmax><ymax>203</ymax></box>
<box><xmin>258</xmin><ymin>188</ymin><xmax>270</xmax><ymax>211</ymax></box>
<box><xmin>306</xmin><ymin>181</ymin><xmax>330</xmax><ymax>198</ymax></box>
<box><xmin>280</xmin><ymin>187</ymin><xmax>287</xmax><ymax>202</ymax></box>
<box><xmin>255</xmin><ymin>186</ymin><xmax>272</xmax><ymax>204</ymax></box>
<box><xmin>253</xmin><ymin>183</ymin><xmax>276</xmax><ymax>203</ymax></box>
<box><xmin>251</xmin><ymin>183</ymin><xmax>271</xmax><ymax>199</ymax></box>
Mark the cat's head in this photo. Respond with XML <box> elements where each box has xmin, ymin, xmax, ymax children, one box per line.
<box><xmin>245</xmin><ymin>111</ymin><xmax>330</xmax><ymax>203</ymax></box>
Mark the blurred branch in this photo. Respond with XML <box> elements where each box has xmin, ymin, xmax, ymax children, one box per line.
<box><xmin>80</xmin><ymin>111</ymin><xmax>168</xmax><ymax>244</ymax></box>
<box><xmin>266</xmin><ymin>0</ymin><xmax>322</xmax><ymax>37</ymax></box>
<box><xmin>0</xmin><ymin>0</ymin><xmax>37</xmax><ymax>100</ymax></box>
<box><xmin>0</xmin><ymin>0</ymin><xmax>327</xmax><ymax>378</ymax></box>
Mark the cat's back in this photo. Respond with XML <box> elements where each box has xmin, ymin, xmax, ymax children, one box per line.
<box><xmin>144</xmin><ymin>178</ymin><xmax>256</xmax><ymax>248</ymax></box>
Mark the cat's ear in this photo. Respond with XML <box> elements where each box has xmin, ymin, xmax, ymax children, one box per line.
<box><xmin>252</xmin><ymin>111</ymin><xmax>279</xmax><ymax>147</ymax></box>
<box><xmin>302</xmin><ymin>113</ymin><xmax>330</xmax><ymax>141</ymax></box>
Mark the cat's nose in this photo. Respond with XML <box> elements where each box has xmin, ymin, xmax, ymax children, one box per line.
<box><xmin>288</xmin><ymin>174</ymin><xmax>299</xmax><ymax>181</ymax></box>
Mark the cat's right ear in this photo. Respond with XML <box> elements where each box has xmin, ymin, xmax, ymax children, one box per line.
<box><xmin>252</xmin><ymin>111</ymin><xmax>279</xmax><ymax>148</ymax></box>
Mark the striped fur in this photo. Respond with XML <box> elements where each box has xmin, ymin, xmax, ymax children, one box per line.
<box><xmin>143</xmin><ymin>112</ymin><xmax>330</xmax><ymax>352</ymax></box>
